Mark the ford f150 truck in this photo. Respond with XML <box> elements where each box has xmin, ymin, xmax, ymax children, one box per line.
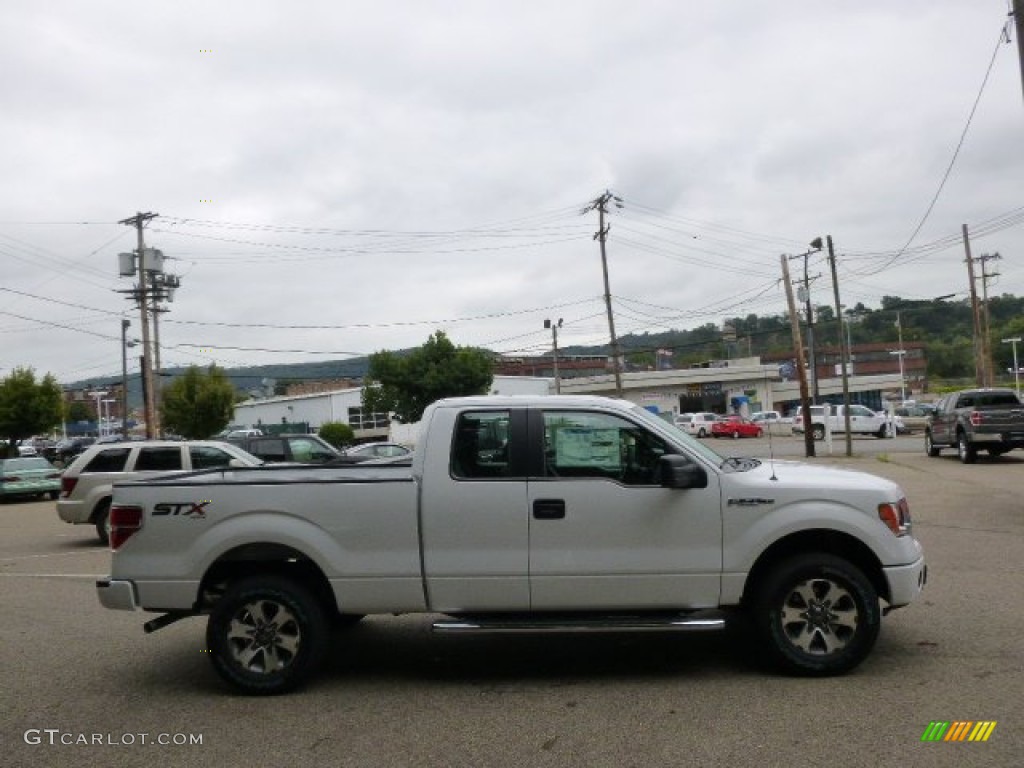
<box><xmin>791</xmin><ymin>404</ymin><xmax>889</xmax><ymax>440</ymax></box>
<box><xmin>97</xmin><ymin>395</ymin><xmax>926</xmax><ymax>694</ymax></box>
<box><xmin>924</xmin><ymin>387</ymin><xmax>1024</xmax><ymax>463</ymax></box>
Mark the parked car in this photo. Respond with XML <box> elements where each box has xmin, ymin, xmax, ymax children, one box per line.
<box><xmin>16</xmin><ymin>443</ymin><xmax>38</xmax><ymax>457</ymax></box>
<box><xmin>57</xmin><ymin>440</ymin><xmax>262</xmax><ymax>543</ymax></box>
<box><xmin>751</xmin><ymin>410</ymin><xmax>789</xmax><ymax>425</ymax></box>
<box><xmin>711</xmin><ymin>415</ymin><xmax>763</xmax><ymax>439</ymax></box>
<box><xmin>54</xmin><ymin>437</ymin><xmax>96</xmax><ymax>464</ymax></box>
<box><xmin>338</xmin><ymin>442</ymin><xmax>412</xmax><ymax>463</ymax></box>
<box><xmin>682</xmin><ymin>412</ymin><xmax>720</xmax><ymax>438</ymax></box>
<box><xmin>0</xmin><ymin>456</ymin><xmax>62</xmax><ymax>501</ymax></box>
<box><xmin>673</xmin><ymin>412</ymin><xmax>695</xmax><ymax>428</ymax></box>
<box><xmin>224</xmin><ymin>433</ymin><xmax>341</xmax><ymax>464</ymax></box>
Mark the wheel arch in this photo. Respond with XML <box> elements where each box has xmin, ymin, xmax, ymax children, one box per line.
<box><xmin>198</xmin><ymin>543</ymin><xmax>338</xmax><ymax>616</ymax></box>
<box><xmin>741</xmin><ymin>529</ymin><xmax>888</xmax><ymax>606</ymax></box>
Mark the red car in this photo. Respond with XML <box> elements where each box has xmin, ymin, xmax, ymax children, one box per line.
<box><xmin>711</xmin><ymin>415</ymin><xmax>763</xmax><ymax>439</ymax></box>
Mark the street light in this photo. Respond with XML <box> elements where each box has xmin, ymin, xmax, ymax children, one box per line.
<box><xmin>888</xmin><ymin>350</ymin><xmax>907</xmax><ymax>403</ymax></box>
<box><xmin>1003</xmin><ymin>337</ymin><xmax>1022</xmax><ymax>397</ymax></box>
<box><xmin>90</xmin><ymin>391</ymin><xmax>108</xmax><ymax>436</ymax></box>
<box><xmin>102</xmin><ymin>399</ymin><xmax>116</xmax><ymax>436</ymax></box>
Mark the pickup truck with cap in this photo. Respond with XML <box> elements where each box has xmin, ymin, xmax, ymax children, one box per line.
<box><xmin>97</xmin><ymin>395</ymin><xmax>926</xmax><ymax>694</ymax></box>
<box><xmin>924</xmin><ymin>387</ymin><xmax>1024</xmax><ymax>463</ymax></box>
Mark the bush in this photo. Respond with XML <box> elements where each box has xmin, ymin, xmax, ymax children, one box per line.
<box><xmin>318</xmin><ymin>422</ymin><xmax>355</xmax><ymax>449</ymax></box>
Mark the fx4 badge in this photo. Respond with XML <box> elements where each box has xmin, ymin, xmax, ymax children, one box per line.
<box><xmin>154</xmin><ymin>501</ymin><xmax>211</xmax><ymax>518</ymax></box>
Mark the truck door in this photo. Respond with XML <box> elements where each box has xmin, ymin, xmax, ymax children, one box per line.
<box><xmin>419</xmin><ymin>408</ymin><xmax>531</xmax><ymax>612</ymax></box>
<box><xmin>526</xmin><ymin>409</ymin><xmax>723</xmax><ymax>611</ymax></box>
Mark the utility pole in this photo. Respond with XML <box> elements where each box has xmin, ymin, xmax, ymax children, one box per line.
<box><xmin>789</xmin><ymin>244</ymin><xmax>822</xmax><ymax>402</ymax></box>
<box><xmin>782</xmin><ymin>254</ymin><xmax>815</xmax><ymax>458</ymax></box>
<box><xmin>119</xmin><ymin>212</ymin><xmax>159</xmax><ymax>438</ymax></box>
<box><xmin>826</xmin><ymin>235</ymin><xmax>852</xmax><ymax>457</ymax></box>
<box><xmin>544</xmin><ymin>318</ymin><xmax>563</xmax><ymax>394</ymax></box>
<box><xmin>963</xmin><ymin>224</ymin><xmax>985</xmax><ymax>387</ymax></box>
<box><xmin>1013</xmin><ymin>0</ymin><xmax>1024</xmax><ymax>103</ymax></box>
<box><xmin>121</xmin><ymin>319</ymin><xmax>130</xmax><ymax>438</ymax></box>
<box><xmin>583</xmin><ymin>191</ymin><xmax>624</xmax><ymax>397</ymax></box>
<box><xmin>977</xmin><ymin>252</ymin><xmax>1001</xmax><ymax>387</ymax></box>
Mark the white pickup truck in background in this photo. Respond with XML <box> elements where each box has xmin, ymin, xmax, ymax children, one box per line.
<box><xmin>98</xmin><ymin>395</ymin><xmax>926</xmax><ymax>694</ymax></box>
<box><xmin>791</xmin><ymin>404</ymin><xmax>890</xmax><ymax>441</ymax></box>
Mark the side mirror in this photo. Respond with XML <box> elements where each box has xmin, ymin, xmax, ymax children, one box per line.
<box><xmin>659</xmin><ymin>454</ymin><xmax>708</xmax><ymax>489</ymax></box>
<box><xmin>227</xmin><ymin>458</ymin><xmax>247</xmax><ymax>468</ymax></box>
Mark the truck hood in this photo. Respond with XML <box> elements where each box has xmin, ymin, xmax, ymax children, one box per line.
<box><xmin>722</xmin><ymin>458</ymin><xmax>903</xmax><ymax>500</ymax></box>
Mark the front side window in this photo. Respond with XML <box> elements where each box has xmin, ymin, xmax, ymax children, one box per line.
<box><xmin>543</xmin><ymin>411</ymin><xmax>670</xmax><ymax>485</ymax></box>
<box><xmin>451</xmin><ymin>411</ymin><xmax>511</xmax><ymax>479</ymax></box>
<box><xmin>135</xmin><ymin>447</ymin><xmax>183</xmax><ymax>471</ymax></box>
<box><xmin>83</xmin><ymin>448</ymin><xmax>131</xmax><ymax>473</ymax></box>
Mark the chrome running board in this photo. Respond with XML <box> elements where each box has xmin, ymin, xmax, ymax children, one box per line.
<box><xmin>432</xmin><ymin>610</ymin><xmax>726</xmax><ymax>634</ymax></box>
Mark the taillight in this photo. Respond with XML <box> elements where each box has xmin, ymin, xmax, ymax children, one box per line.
<box><xmin>60</xmin><ymin>476</ymin><xmax>78</xmax><ymax>498</ymax></box>
<box><xmin>878</xmin><ymin>497</ymin><xmax>912</xmax><ymax>536</ymax></box>
<box><xmin>109</xmin><ymin>505</ymin><xmax>143</xmax><ymax>550</ymax></box>
<box><xmin>969</xmin><ymin>411</ymin><xmax>983</xmax><ymax>426</ymax></box>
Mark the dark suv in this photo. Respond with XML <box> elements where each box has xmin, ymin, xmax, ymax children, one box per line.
<box><xmin>224</xmin><ymin>433</ymin><xmax>341</xmax><ymax>464</ymax></box>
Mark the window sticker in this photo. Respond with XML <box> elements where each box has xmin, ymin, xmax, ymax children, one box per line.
<box><xmin>553</xmin><ymin>427</ymin><xmax>621</xmax><ymax>469</ymax></box>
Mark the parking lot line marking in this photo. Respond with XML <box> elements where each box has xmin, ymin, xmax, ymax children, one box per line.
<box><xmin>0</xmin><ymin>550</ymin><xmax>108</xmax><ymax>562</ymax></box>
<box><xmin>0</xmin><ymin>573</ymin><xmax>104</xmax><ymax>578</ymax></box>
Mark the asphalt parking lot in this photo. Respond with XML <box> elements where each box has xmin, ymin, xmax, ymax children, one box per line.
<box><xmin>2</xmin><ymin>437</ymin><xmax>1022</xmax><ymax>768</ymax></box>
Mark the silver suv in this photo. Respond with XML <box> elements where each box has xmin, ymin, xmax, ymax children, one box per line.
<box><xmin>56</xmin><ymin>440</ymin><xmax>261</xmax><ymax>543</ymax></box>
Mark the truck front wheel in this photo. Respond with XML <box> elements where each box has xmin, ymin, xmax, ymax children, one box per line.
<box><xmin>207</xmin><ymin>575</ymin><xmax>328</xmax><ymax>695</ymax></box>
<box><xmin>811</xmin><ymin>425</ymin><xmax>825</xmax><ymax>441</ymax></box>
<box><xmin>752</xmin><ymin>554</ymin><xmax>880</xmax><ymax>676</ymax></box>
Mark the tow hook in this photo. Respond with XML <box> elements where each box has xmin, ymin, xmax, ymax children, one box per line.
<box><xmin>143</xmin><ymin>612</ymin><xmax>193</xmax><ymax>634</ymax></box>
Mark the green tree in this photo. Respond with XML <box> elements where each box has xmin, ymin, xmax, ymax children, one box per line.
<box><xmin>159</xmin><ymin>365</ymin><xmax>237</xmax><ymax>438</ymax></box>
<box><xmin>317</xmin><ymin>421</ymin><xmax>355</xmax><ymax>448</ymax></box>
<box><xmin>65</xmin><ymin>401</ymin><xmax>94</xmax><ymax>423</ymax></box>
<box><xmin>0</xmin><ymin>367</ymin><xmax>63</xmax><ymax>456</ymax></box>
<box><xmin>363</xmin><ymin>331</ymin><xmax>493</xmax><ymax>423</ymax></box>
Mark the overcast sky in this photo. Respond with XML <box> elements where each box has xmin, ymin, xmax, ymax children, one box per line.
<box><xmin>2</xmin><ymin>1</ymin><xmax>1023</xmax><ymax>385</ymax></box>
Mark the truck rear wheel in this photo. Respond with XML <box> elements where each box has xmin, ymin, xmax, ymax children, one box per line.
<box><xmin>207</xmin><ymin>575</ymin><xmax>328</xmax><ymax>695</ymax></box>
<box><xmin>751</xmin><ymin>553</ymin><xmax>880</xmax><ymax>676</ymax></box>
<box><xmin>811</xmin><ymin>425</ymin><xmax>825</xmax><ymax>441</ymax></box>
<box><xmin>957</xmin><ymin>431</ymin><xmax>977</xmax><ymax>464</ymax></box>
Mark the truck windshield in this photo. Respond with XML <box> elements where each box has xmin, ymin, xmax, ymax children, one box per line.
<box><xmin>628</xmin><ymin>405</ymin><xmax>725</xmax><ymax>466</ymax></box>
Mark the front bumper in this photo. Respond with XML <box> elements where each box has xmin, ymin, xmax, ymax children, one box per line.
<box><xmin>884</xmin><ymin>555</ymin><xmax>927</xmax><ymax>608</ymax></box>
<box><xmin>96</xmin><ymin>579</ymin><xmax>138</xmax><ymax>611</ymax></box>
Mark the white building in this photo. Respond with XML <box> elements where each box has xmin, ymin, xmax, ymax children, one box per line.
<box><xmin>231</xmin><ymin>376</ymin><xmax>552</xmax><ymax>446</ymax></box>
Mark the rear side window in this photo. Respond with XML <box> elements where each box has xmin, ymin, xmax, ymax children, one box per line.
<box><xmin>82</xmin><ymin>448</ymin><xmax>131</xmax><ymax>473</ymax></box>
<box><xmin>249</xmin><ymin>438</ymin><xmax>287</xmax><ymax>462</ymax></box>
<box><xmin>190</xmin><ymin>446</ymin><xmax>235</xmax><ymax>469</ymax></box>
<box><xmin>980</xmin><ymin>392</ymin><xmax>1020</xmax><ymax>406</ymax></box>
<box><xmin>134</xmin><ymin>447</ymin><xmax>183</xmax><ymax>471</ymax></box>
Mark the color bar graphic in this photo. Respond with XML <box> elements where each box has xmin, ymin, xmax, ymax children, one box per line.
<box><xmin>921</xmin><ymin>721</ymin><xmax>996</xmax><ymax>742</ymax></box>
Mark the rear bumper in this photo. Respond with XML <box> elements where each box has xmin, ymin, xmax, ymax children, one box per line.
<box><xmin>884</xmin><ymin>555</ymin><xmax>927</xmax><ymax>608</ymax></box>
<box><xmin>57</xmin><ymin>501</ymin><xmax>89</xmax><ymax>524</ymax></box>
<box><xmin>96</xmin><ymin>579</ymin><xmax>138</xmax><ymax>611</ymax></box>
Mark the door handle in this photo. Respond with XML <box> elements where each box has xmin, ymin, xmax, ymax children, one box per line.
<box><xmin>533</xmin><ymin>499</ymin><xmax>566</xmax><ymax>520</ymax></box>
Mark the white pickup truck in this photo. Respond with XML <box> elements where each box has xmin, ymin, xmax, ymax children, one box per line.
<box><xmin>791</xmin><ymin>404</ymin><xmax>890</xmax><ymax>441</ymax></box>
<box><xmin>98</xmin><ymin>395</ymin><xmax>926</xmax><ymax>694</ymax></box>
